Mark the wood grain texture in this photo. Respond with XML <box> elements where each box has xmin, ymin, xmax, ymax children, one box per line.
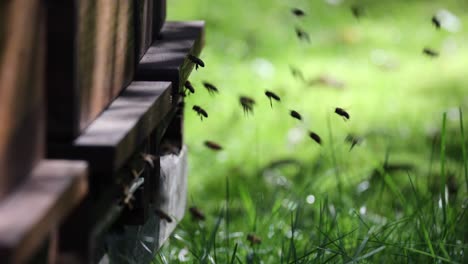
<box><xmin>0</xmin><ymin>160</ymin><xmax>88</xmax><ymax>264</ymax></box>
<box><xmin>152</xmin><ymin>0</ymin><xmax>167</xmax><ymax>39</ymax></box>
<box><xmin>136</xmin><ymin>21</ymin><xmax>205</xmax><ymax>94</ymax></box>
<box><xmin>0</xmin><ymin>0</ymin><xmax>45</xmax><ymax>200</ymax></box>
<box><xmin>136</xmin><ymin>0</ymin><xmax>154</xmax><ymax>60</ymax></box>
<box><xmin>46</xmin><ymin>0</ymin><xmax>135</xmax><ymax>140</ymax></box>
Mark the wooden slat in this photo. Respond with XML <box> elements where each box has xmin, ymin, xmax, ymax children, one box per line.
<box><xmin>0</xmin><ymin>160</ymin><xmax>88</xmax><ymax>264</ymax></box>
<box><xmin>48</xmin><ymin>82</ymin><xmax>173</xmax><ymax>185</ymax></box>
<box><xmin>152</xmin><ymin>0</ymin><xmax>167</xmax><ymax>39</ymax></box>
<box><xmin>136</xmin><ymin>21</ymin><xmax>205</xmax><ymax>94</ymax></box>
<box><xmin>46</xmin><ymin>0</ymin><xmax>135</xmax><ymax>140</ymax></box>
<box><xmin>136</xmin><ymin>0</ymin><xmax>154</xmax><ymax>60</ymax></box>
<box><xmin>0</xmin><ymin>0</ymin><xmax>45</xmax><ymax>200</ymax></box>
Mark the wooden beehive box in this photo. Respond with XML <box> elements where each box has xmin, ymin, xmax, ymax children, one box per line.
<box><xmin>0</xmin><ymin>0</ymin><xmax>45</xmax><ymax>200</ymax></box>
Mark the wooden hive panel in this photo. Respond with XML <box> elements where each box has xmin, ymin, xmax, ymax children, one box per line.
<box><xmin>0</xmin><ymin>0</ymin><xmax>45</xmax><ymax>200</ymax></box>
<box><xmin>46</xmin><ymin>0</ymin><xmax>135</xmax><ymax>141</ymax></box>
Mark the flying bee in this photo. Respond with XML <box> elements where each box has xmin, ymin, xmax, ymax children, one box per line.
<box><xmin>239</xmin><ymin>96</ymin><xmax>255</xmax><ymax>115</ymax></box>
<box><xmin>265</xmin><ymin>90</ymin><xmax>281</xmax><ymax>108</ymax></box>
<box><xmin>140</xmin><ymin>153</ymin><xmax>157</xmax><ymax>169</ymax></box>
<box><xmin>295</xmin><ymin>26</ymin><xmax>310</xmax><ymax>42</ymax></box>
<box><xmin>202</xmin><ymin>81</ymin><xmax>219</xmax><ymax>95</ymax></box>
<box><xmin>291</xmin><ymin>8</ymin><xmax>305</xmax><ymax>17</ymax></box>
<box><xmin>155</xmin><ymin>208</ymin><xmax>173</xmax><ymax>223</ymax></box>
<box><xmin>290</xmin><ymin>65</ymin><xmax>305</xmax><ymax>81</ymax></box>
<box><xmin>192</xmin><ymin>105</ymin><xmax>208</xmax><ymax>120</ymax></box>
<box><xmin>335</xmin><ymin>107</ymin><xmax>350</xmax><ymax>120</ymax></box>
<box><xmin>184</xmin><ymin>81</ymin><xmax>195</xmax><ymax>94</ymax></box>
<box><xmin>431</xmin><ymin>15</ymin><xmax>440</xmax><ymax>29</ymax></box>
<box><xmin>290</xmin><ymin>110</ymin><xmax>302</xmax><ymax>121</ymax></box>
<box><xmin>187</xmin><ymin>54</ymin><xmax>205</xmax><ymax>70</ymax></box>
<box><xmin>309</xmin><ymin>131</ymin><xmax>322</xmax><ymax>145</ymax></box>
<box><xmin>189</xmin><ymin>206</ymin><xmax>206</xmax><ymax>221</ymax></box>
<box><xmin>423</xmin><ymin>48</ymin><xmax>439</xmax><ymax>57</ymax></box>
<box><xmin>246</xmin><ymin>233</ymin><xmax>262</xmax><ymax>245</ymax></box>
<box><xmin>351</xmin><ymin>5</ymin><xmax>364</xmax><ymax>19</ymax></box>
<box><xmin>345</xmin><ymin>134</ymin><xmax>362</xmax><ymax>151</ymax></box>
<box><xmin>204</xmin><ymin>140</ymin><xmax>223</xmax><ymax>151</ymax></box>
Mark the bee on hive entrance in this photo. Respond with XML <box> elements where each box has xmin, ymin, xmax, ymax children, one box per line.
<box><xmin>184</xmin><ymin>81</ymin><xmax>195</xmax><ymax>95</ymax></box>
<box><xmin>202</xmin><ymin>81</ymin><xmax>219</xmax><ymax>95</ymax></box>
<box><xmin>239</xmin><ymin>96</ymin><xmax>255</xmax><ymax>115</ymax></box>
<box><xmin>335</xmin><ymin>107</ymin><xmax>350</xmax><ymax>120</ymax></box>
<box><xmin>192</xmin><ymin>105</ymin><xmax>208</xmax><ymax>121</ymax></box>
<box><xmin>431</xmin><ymin>15</ymin><xmax>441</xmax><ymax>29</ymax></box>
<box><xmin>187</xmin><ymin>54</ymin><xmax>205</xmax><ymax>70</ymax></box>
<box><xmin>423</xmin><ymin>48</ymin><xmax>439</xmax><ymax>57</ymax></box>
<box><xmin>204</xmin><ymin>140</ymin><xmax>223</xmax><ymax>151</ymax></box>
<box><xmin>295</xmin><ymin>26</ymin><xmax>310</xmax><ymax>42</ymax></box>
<box><xmin>189</xmin><ymin>206</ymin><xmax>206</xmax><ymax>221</ymax></box>
<box><xmin>290</xmin><ymin>110</ymin><xmax>302</xmax><ymax>121</ymax></box>
<box><xmin>309</xmin><ymin>131</ymin><xmax>322</xmax><ymax>145</ymax></box>
<box><xmin>265</xmin><ymin>90</ymin><xmax>281</xmax><ymax>108</ymax></box>
<box><xmin>155</xmin><ymin>209</ymin><xmax>173</xmax><ymax>223</ymax></box>
<box><xmin>291</xmin><ymin>8</ymin><xmax>305</xmax><ymax>17</ymax></box>
<box><xmin>246</xmin><ymin>233</ymin><xmax>262</xmax><ymax>245</ymax></box>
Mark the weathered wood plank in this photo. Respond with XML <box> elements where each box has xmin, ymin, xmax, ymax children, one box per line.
<box><xmin>0</xmin><ymin>0</ymin><xmax>45</xmax><ymax>200</ymax></box>
<box><xmin>46</xmin><ymin>0</ymin><xmax>135</xmax><ymax>140</ymax></box>
<box><xmin>152</xmin><ymin>0</ymin><xmax>167</xmax><ymax>39</ymax></box>
<box><xmin>136</xmin><ymin>21</ymin><xmax>205</xmax><ymax>95</ymax></box>
<box><xmin>0</xmin><ymin>160</ymin><xmax>88</xmax><ymax>264</ymax></box>
<box><xmin>136</xmin><ymin>0</ymin><xmax>154</xmax><ymax>60</ymax></box>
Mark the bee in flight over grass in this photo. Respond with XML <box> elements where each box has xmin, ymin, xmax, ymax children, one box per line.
<box><xmin>423</xmin><ymin>47</ymin><xmax>439</xmax><ymax>57</ymax></box>
<box><xmin>351</xmin><ymin>5</ymin><xmax>364</xmax><ymax>19</ymax></box>
<box><xmin>202</xmin><ymin>81</ymin><xmax>219</xmax><ymax>95</ymax></box>
<box><xmin>187</xmin><ymin>54</ymin><xmax>205</xmax><ymax>70</ymax></box>
<box><xmin>290</xmin><ymin>110</ymin><xmax>302</xmax><ymax>121</ymax></box>
<box><xmin>192</xmin><ymin>105</ymin><xmax>208</xmax><ymax>120</ymax></box>
<box><xmin>291</xmin><ymin>8</ymin><xmax>305</xmax><ymax>17</ymax></box>
<box><xmin>264</xmin><ymin>90</ymin><xmax>281</xmax><ymax>108</ymax></box>
<box><xmin>155</xmin><ymin>209</ymin><xmax>173</xmax><ymax>223</ymax></box>
<box><xmin>345</xmin><ymin>134</ymin><xmax>362</xmax><ymax>151</ymax></box>
<box><xmin>184</xmin><ymin>81</ymin><xmax>195</xmax><ymax>95</ymax></box>
<box><xmin>309</xmin><ymin>131</ymin><xmax>322</xmax><ymax>145</ymax></box>
<box><xmin>335</xmin><ymin>107</ymin><xmax>350</xmax><ymax>120</ymax></box>
<box><xmin>431</xmin><ymin>15</ymin><xmax>441</xmax><ymax>29</ymax></box>
<box><xmin>189</xmin><ymin>206</ymin><xmax>206</xmax><ymax>221</ymax></box>
<box><xmin>239</xmin><ymin>96</ymin><xmax>255</xmax><ymax>115</ymax></box>
<box><xmin>204</xmin><ymin>140</ymin><xmax>223</xmax><ymax>151</ymax></box>
<box><xmin>290</xmin><ymin>65</ymin><xmax>305</xmax><ymax>82</ymax></box>
<box><xmin>295</xmin><ymin>26</ymin><xmax>310</xmax><ymax>42</ymax></box>
<box><xmin>247</xmin><ymin>233</ymin><xmax>262</xmax><ymax>245</ymax></box>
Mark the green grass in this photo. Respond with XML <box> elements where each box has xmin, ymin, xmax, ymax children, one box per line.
<box><xmin>154</xmin><ymin>0</ymin><xmax>468</xmax><ymax>263</ymax></box>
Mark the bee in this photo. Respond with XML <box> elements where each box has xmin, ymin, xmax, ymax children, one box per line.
<box><xmin>291</xmin><ymin>8</ymin><xmax>305</xmax><ymax>17</ymax></box>
<box><xmin>351</xmin><ymin>5</ymin><xmax>364</xmax><ymax>19</ymax></box>
<box><xmin>155</xmin><ymin>208</ymin><xmax>173</xmax><ymax>223</ymax></box>
<box><xmin>141</xmin><ymin>153</ymin><xmax>157</xmax><ymax>168</ymax></box>
<box><xmin>290</xmin><ymin>65</ymin><xmax>305</xmax><ymax>81</ymax></box>
<box><xmin>192</xmin><ymin>105</ymin><xmax>208</xmax><ymax>121</ymax></box>
<box><xmin>309</xmin><ymin>131</ymin><xmax>322</xmax><ymax>145</ymax></box>
<box><xmin>345</xmin><ymin>134</ymin><xmax>362</xmax><ymax>151</ymax></box>
<box><xmin>431</xmin><ymin>15</ymin><xmax>440</xmax><ymax>29</ymax></box>
<box><xmin>239</xmin><ymin>96</ymin><xmax>255</xmax><ymax>115</ymax></box>
<box><xmin>187</xmin><ymin>54</ymin><xmax>205</xmax><ymax>70</ymax></box>
<box><xmin>423</xmin><ymin>48</ymin><xmax>439</xmax><ymax>57</ymax></box>
<box><xmin>265</xmin><ymin>90</ymin><xmax>281</xmax><ymax>108</ymax></box>
<box><xmin>131</xmin><ymin>168</ymin><xmax>144</xmax><ymax>179</ymax></box>
<box><xmin>189</xmin><ymin>206</ymin><xmax>206</xmax><ymax>221</ymax></box>
<box><xmin>290</xmin><ymin>110</ymin><xmax>302</xmax><ymax>121</ymax></box>
<box><xmin>184</xmin><ymin>81</ymin><xmax>195</xmax><ymax>95</ymax></box>
<box><xmin>335</xmin><ymin>107</ymin><xmax>350</xmax><ymax>120</ymax></box>
<box><xmin>295</xmin><ymin>26</ymin><xmax>310</xmax><ymax>42</ymax></box>
<box><xmin>204</xmin><ymin>140</ymin><xmax>223</xmax><ymax>151</ymax></box>
<box><xmin>246</xmin><ymin>233</ymin><xmax>262</xmax><ymax>245</ymax></box>
<box><xmin>202</xmin><ymin>81</ymin><xmax>219</xmax><ymax>95</ymax></box>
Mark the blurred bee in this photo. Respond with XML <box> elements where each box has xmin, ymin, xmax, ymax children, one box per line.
<box><xmin>184</xmin><ymin>81</ymin><xmax>195</xmax><ymax>95</ymax></box>
<box><xmin>295</xmin><ymin>26</ymin><xmax>310</xmax><ymax>42</ymax></box>
<box><xmin>202</xmin><ymin>81</ymin><xmax>219</xmax><ymax>95</ymax></box>
<box><xmin>187</xmin><ymin>54</ymin><xmax>205</xmax><ymax>70</ymax></box>
<box><xmin>290</xmin><ymin>65</ymin><xmax>305</xmax><ymax>82</ymax></box>
<box><xmin>290</xmin><ymin>110</ymin><xmax>302</xmax><ymax>121</ymax></box>
<box><xmin>265</xmin><ymin>90</ymin><xmax>281</xmax><ymax>108</ymax></box>
<box><xmin>204</xmin><ymin>140</ymin><xmax>223</xmax><ymax>151</ymax></box>
<box><xmin>239</xmin><ymin>96</ymin><xmax>255</xmax><ymax>115</ymax></box>
<box><xmin>291</xmin><ymin>8</ymin><xmax>305</xmax><ymax>17</ymax></box>
<box><xmin>345</xmin><ymin>134</ymin><xmax>362</xmax><ymax>151</ymax></box>
<box><xmin>431</xmin><ymin>15</ymin><xmax>440</xmax><ymax>29</ymax></box>
<box><xmin>351</xmin><ymin>5</ymin><xmax>364</xmax><ymax>19</ymax></box>
<box><xmin>141</xmin><ymin>153</ymin><xmax>157</xmax><ymax>168</ymax></box>
<box><xmin>189</xmin><ymin>206</ymin><xmax>206</xmax><ymax>221</ymax></box>
<box><xmin>131</xmin><ymin>168</ymin><xmax>144</xmax><ymax>179</ymax></box>
<box><xmin>155</xmin><ymin>208</ymin><xmax>173</xmax><ymax>223</ymax></box>
<box><xmin>309</xmin><ymin>131</ymin><xmax>322</xmax><ymax>145</ymax></box>
<box><xmin>246</xmin><ymin>233</ymin><xmax>262</xmax><ymax>245</ymax></box>
<box><xmin>192</xmin><ymin>105</ymin><xmax>208</xmax><ymax>121</ymax></box>
<box><xmin>423</xmin><ymin>48</ymin><xmax>439</xmax><ymax>57</ymax></box>
<box><xmin>335</xmin><ymin>107</ymin><xmax>350</xmax><ymax>120</ymax></box>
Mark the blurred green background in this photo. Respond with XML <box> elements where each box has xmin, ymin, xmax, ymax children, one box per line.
<box><xmin>158</xmin><ymin>0</ymin><xmax>468</xmax><ymax>262</ymax></box>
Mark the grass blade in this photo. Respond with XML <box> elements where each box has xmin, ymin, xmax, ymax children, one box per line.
<box><xmin>459</xmin><ymin>107</ymin><xmax>468</xmax><ymax>192</ymax></box>
<box><xmin>230</xmin><ymin>243</ymin><xmax>238</xmax><ymax>264</ymax></box>
<box><xmin>440</xmin><ymin>112</ymin><xmax>447</xmax><ymax>226</ymax></box>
